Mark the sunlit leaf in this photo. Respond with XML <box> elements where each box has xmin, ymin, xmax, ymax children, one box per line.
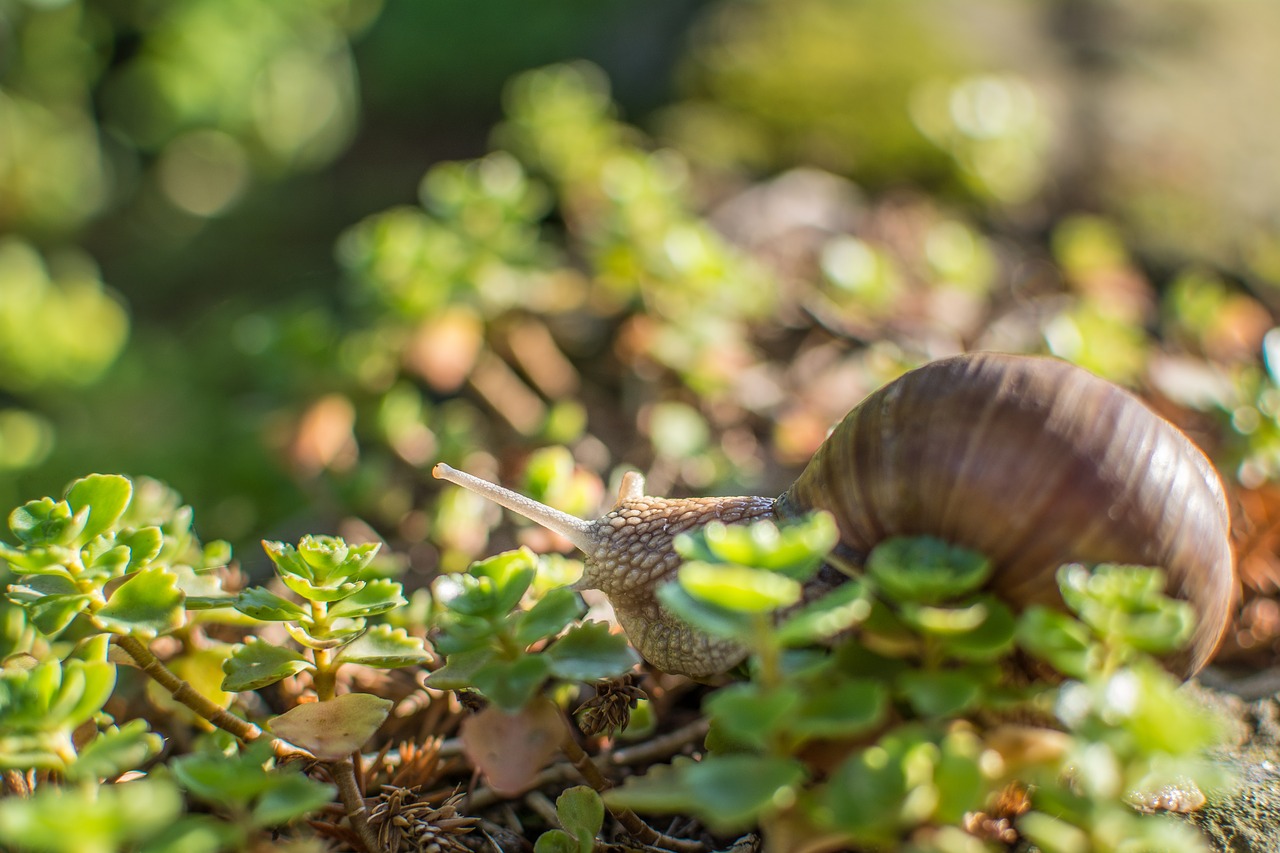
<box><xmin>268</xmin><ymin>693</ymin><xmax>393</xmax><ymax>761</ymax></box>
<box><xmin>222</xmin><ymin>638</ymin><xmax>312</xmax><ymax>692</ymax></box>
<box><xmin>94</xmin><ymin>567</ymin><xmax>186</xmax><ymax>638</ymax></box>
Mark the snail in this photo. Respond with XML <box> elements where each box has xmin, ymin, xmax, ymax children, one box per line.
<box><xmin>433</xmin><ymin>352</ymin><xmax>1236</xmax><ymax>678</ymax></box>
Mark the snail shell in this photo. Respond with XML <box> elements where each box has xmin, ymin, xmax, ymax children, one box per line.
<box><xmin>434</xmin><ymin>352</ymin><xmax>1236</xmax><ymax>677</ymax></box>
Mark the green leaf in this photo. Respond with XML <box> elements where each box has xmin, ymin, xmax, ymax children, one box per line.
<box><xmin>262</xmin><ymin>540</ymin><xmax>314</xmax><ymax>582</ymax></box>
<box><xmin>897</xmin><ymin>670</ymin><xmax>983</xmax><ymax>718</ymax></box>
<box><xmin>678</xmin><ymin>561</ymin><xmax>802</xmax><ymax>613</ymax></box>
<box><xmin>269</xmin><ymin>693</ymin><xmax>393</xmax><ymax>760</ymax></box>
<box><xmin>6</xmin><ymin>574</ymin><xmax>92</xmax><ymax>636</ymax></box>
<box><xmin>336</xmin><ymin>624</ymin><xmax>430</xmax><ymax>668</ymax></box>
<box><xmin>80</xmin><ymin>539</ymin><xmax>131</xmax><ymax>580</ymax></box>
<box><xmin>1017</xmin><ymin>606</ymin><xmax>1093</xmax><ymax>678</ymax></box>
<box><xmin>446</xmin><ymin>549</ymin><xmax>537</xmax><ymax>618</ymax></box>
<box><xmin>792</xmin><ymin>679</ymin><xmax>889</xmax><ymax>740</ymax></box>
<box><xmin>94</xmin><ymin>567</ymin><xmax>186</xmax><ymax>638</ymax></box>
<box><xmin>552</xmin><ymin>786</ymin><xmax>603</xmax><ymax>853</ymax></box>
<box><xmin>515</xmin><ymin>586</ymin><xmax>585</xmax><ymax>646</ymax></box>
<box><xmin>328</xmin><ymin>578</ymin><xmax>406</xmax><ymax>619</ymax></box>
<box><xmin>944</xmin><ymin>596</ymin><xmax>1018</xmax><ymax>662</ymax></box>
<box><xmin>278</xmin><ymin>571</ymin><xmax>365</xmax><ymax>603</ymax></box>
<box><xmin>675</xmin><ymin>513</ymin><xmax>839</xmax><ymax>580</ymax></box>
<box><xmin>172</xmin><ymin>740</ymin><xmax>273</xmax><ymax>808</ymax></box>
<box><xmin>534</xmin><ymin>829</ymin><xmax>580</xmax><ymax>853</ymax></box>
<box><xmin>424</xmin><ymin>646</ymin><xmax>495</xmax><ymax>691</ymax></box>
<box><xmin>685</xmin><ymin>754</ymin><xmax>807</xmax><ymax>830</ymax></box>
<box><xmin>296</xmin><ymin>535</ymin><xmax>380</xmax><ymax>585</ymax></box>
<box><xmin>0</xmin><ymin>778</ymin><xmax>183</xmax><ymax>853</ymax></box>
<box><xmin>284</xmin><ymin>618</ymin><xmax>366</xmax><ymax>650</ymax></box>
<box><xmin>234</xmin><ymin>587</ymin><xmax>308</xmax><ymax>622</ymax></box>
<box><xmin>119</xmin><ymin>527</ymin><xmax>164</xmax><ymax>572</ymax></box>
<box><xmin>67</xmin><ymin>474</ymin><xmax>133</xmax><ymax>544</ymax></box>
<box><xmin>222</xmin><ymin>637</ymin><xmax>312</xmax><ymax>692</ymax></box>
<box><xmin>52</xmin><ymin>659</ymin><xmax>117</xmax><ymax>729</ymax></box>
<box><xmin>1057</xmin><ymin>564</ymin><xmax>1195</xmax><ymax>654</ymax></box>
<box><xmin>705</xmin><ymin>683</ymin><xmax>801</xmax><ymax>748</ymax></box>
<box><xmin>0</xmin><ymin>543</ymin><xmax>76</xmax><ymax>578</ymax></box>
<box><xmin>472</xmin><ymin>654</ymin><xmax>551</xmax><ymax>712</ymax></box>
<box><xmin>602</xmin><ymin>759</ymin><xmax>697</xmax><ymax>816</ymax></box>
<box><xmin>250</xmin><ymin>771</ymin><xmax>336</xmax><ymax>828</ymax></box>
<box><xmin>657</xmin><ymin>583</ymin><xmax>756</xmax><ymax>643</ymax></box>
<box><xmin>775</xmin><ymin>579</ymin><xmax>872</xmax><ymax>645</ymax></box>
<box><xmin>866</xmin><ymin>536</ymin><xmax>992</xmax><ymax>604</ymax></box>
<box><xmin>823</xmin><ymin>742</ymin><xmax>910</xmax><ymax>839</ymax></box>
<box><xmin>544</xmin><ymin>621</ymin><xmax>640</xmax><ymax>681</ymax></box>
<box><xmin>9</xmin><ymin>498</ymin><xmax>86</xmax><ymax>548</ymax></box>
<box><xmin>65</xmin><ymin>719</ymin><xmax>163</xmax><ymax>783</ymax></box>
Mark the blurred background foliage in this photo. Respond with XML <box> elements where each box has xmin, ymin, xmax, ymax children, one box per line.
<box><xmin>6</xmin><ymin>0</ymin><xmax>1280</xmax><ymax>660</ymax></box>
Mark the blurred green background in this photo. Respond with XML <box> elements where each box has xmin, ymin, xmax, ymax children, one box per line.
<box><xmin>6</xmin><ymin>0</ymin><xmax>1280</xmax><ymax>657</ymax></box>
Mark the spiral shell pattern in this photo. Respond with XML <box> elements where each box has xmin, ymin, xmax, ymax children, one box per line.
<box><xmin>777</xmin><ymin>352</ymin><xmax>1235</xmax><ymax>673</ymax></box>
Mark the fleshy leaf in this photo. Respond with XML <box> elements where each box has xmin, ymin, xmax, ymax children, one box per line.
<box><xmin>234</xmin><ymin>587</ymin><xmax>308</xmax><ymax>622</ymax></box>
<box><xmin>269</xmin><ymin>693</ymin><xmax>393</xmax><ymax>761</ymax></box>
<box><xmin>472</xmin><ymin>654</ymin><xmax>551</xmax><ymax>712</ymax></box>
<box><xmin>866</xmin><ymin>536</ymin><xmax>991</xmax><ymax>604</ymax></box>
<box><xmin>120</xmin><ymin>527</ymin><xmax>164</xmax><ymax>572</ymax></box>
<box><xmin>67</xmin><ymin>474</ymin><xmax>133</xmax><ymax>544</ymax></box>
<box><xmin>250</xmin><ymin>771</ymin><xmax>337</xmax><ymax>828</ymax></box>
<box><xmin>675</xmin><ymin>513</ymin><xmax>838</xmax><ymax>580</ymax></box>
<box><xmin>705</xmin><ymin>683</ymin><xmax>801</xmax><ymax>748</ymax></box>
<box><xmin>775</xmin><ymin>579</ymin><xmax>872</xmax><ymax>645</ymax></box>
<box><xmin>222</xmin><ymin>638</ymin><xmax>312</xmax><ymax>692</ymax></box>
<box><xmin>10</xmin><ymin>498</ymin><xmax>87</xmax><ymax>548</ymax></box>
<box><xmin>678</xmin><ymin>562</ymin><xmax>802</xmax><ymax>614</ymax></box>
<box><xmin>515</xmin><ymin>586</ymin><xmax>585</xmax><ymax>647</ymax></box>
<box><xmin>335</xmin><ymin>624</ymin><xmax>430</xmax><ymax>668</ymax></box>
<box><xmin>65</xmin><ymin>719</ymin><xmax>163</xmax><ymax>783</ymax></box>
<box><xmin>278</xmin><ymin>570</ymin><xmax>365</xmax><ymax>603</ymax></box>
<box><xmin>551</xmin><ymin>786</ymin><xmax>603</xmax><ymax>853</ymax></box>
<box><xmin>792</xmin><ymin>679</ymin><xmax>889</xmax><ymax>740</ymax></box>
<box><xmin>1017</xmin><ymin>605</ymin><xmax>1094</xmax><ymax>677</ymax></box>
<box><xmin>423</xmin><ymin>646</ymin><xmax>495</xmax><ymax>691</ymax></box>
<box><xmin>657</xmin><ymin>583</ymin><xmax>756</xmax><ymax>643</ymax></box>
<box><xmin>544</xmin><ymin>621</ymin><xmax>640</xmax><ymax>681</ymax></box>
<box><xmin>606</xmin><ymin>754</ymin><xmax>806</xmax><ymax>832</ymax></box>
<box><xmin>328</xmin><ymin>578</ymin><xmax>406</xmax><ymax>619</ymax></box>
<box><xmin>94</xmin><ymin>567</ymin><xmax>186</xmax><ymax>638</ymax></box>
<box><xmin>897</xmin><ymin>670</ymin><xmax>983</xmax><ymax>718</ymax></box>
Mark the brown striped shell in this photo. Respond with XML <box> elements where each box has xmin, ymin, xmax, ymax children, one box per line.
<box><xmin>775</xmin><ymin>352</ymin><xmax>1235</xmax><ymax>674</ymax></box>
<box><xmin>434</xmin><ymin>351</ymin><xmax>1236</xmax><ymax>677</ymax></box>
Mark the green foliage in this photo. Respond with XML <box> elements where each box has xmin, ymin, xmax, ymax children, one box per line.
<box><xmin>428</xmin><ymin>548</ymin><xmax>639</xmax><ymax>711</ymax></box>
<box><xmin>0</xmin><ymin>636</ymin><xmax>159</xmax><ymax>777</ymax></box>
<box><xmin>222</xmin><ymin>534</ymin><xmax>428</xmax><ymax>695</ymax></box>
<box><xmin>607</xmin><ymin>525</ymin><xmax>1228</xmax><ymax>851</ymax></box>
<box><xmin>2</xmin><ymin>474</ymin><xmax>231</xmax><ymax>640</ymax></box>
<box><xmin>0</xmin><ymin>777</ymin><xmax>224</xmax><ymax>853</ymax></box>
<box><xmin>171</xmin><ymin>739</ymin><xmax>336</xmax><ymax>832</ymax></box>
<box><xmin>533</xmin><ymin>786</ymin><xmax>605</xmax><ymax>853</ymax></box>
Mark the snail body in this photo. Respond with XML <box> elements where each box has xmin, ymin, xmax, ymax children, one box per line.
<box><xmin>434</xmin><ymin>352</ymin><xmax>1236</xmax><ymax>678</ymax></box>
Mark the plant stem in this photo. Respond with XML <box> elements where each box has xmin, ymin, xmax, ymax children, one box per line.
<box><xmin>332</xmin><ymin>755</ymin><xmax>380</xmax><ymax>853</ymax></box>
<box><xmin>114</xmin><ymin>634</ymin><xmax>265</xmax><ymax>743</ymax></box>
<box><xmin>558</xmin><ymin>714</ymin><xmax>706</xmax><ymax>853</ymax></box>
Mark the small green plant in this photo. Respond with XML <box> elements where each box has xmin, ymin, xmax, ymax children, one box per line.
<box><xmin>534</xmin><ymin>786</ymin><xmax>606</xmax><ymax>853</ymax></box>
<box><xmin>0</xmin><ymin>474</ymin><xmax>433</xmax><ymax>851</ymax></box>
<box><xmin>425</xmin><ymin>547</ymin><xmax>638</xmax><ymax>712</ymax></box>
<box><xmin>606</xmin><ymin>519</ymin><xmax>1227</xmax><ymax>852</ymax></box>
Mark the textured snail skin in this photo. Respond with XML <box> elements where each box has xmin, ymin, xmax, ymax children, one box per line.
<box><xmin>576</xmin><ymin>495</ymin><xmax>777</xmax><ymax>676</ymax></box>
<box><xmin>436</xmin><ymin>352</ymin><xmax>1237</xmax><ymax>678</ymax></box>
